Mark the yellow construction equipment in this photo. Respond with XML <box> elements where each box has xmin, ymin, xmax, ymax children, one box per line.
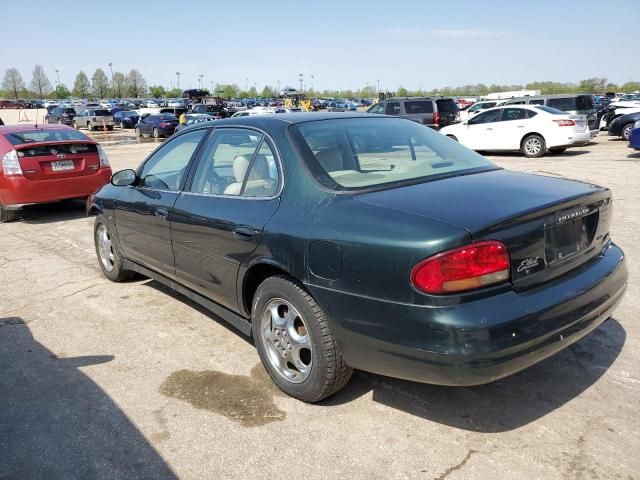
<box><xmin>283</xmin><ymin>94</ymin><xmax>312</xmax><ymax>112</ymax></box>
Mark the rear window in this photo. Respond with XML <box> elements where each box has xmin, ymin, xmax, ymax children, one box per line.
<box><xmin>90</xmin><ymin>109</ymin><xmax>110</xmax><ymax>116</ymax></box>
<box><xmin>159</xmin><ymin>113</ymin><xmax>178</xmax><ymax>120</ymax></box>
<box><xmin>290</xmin><ymin>117</ymin><xmax>496</xmax><ymax>192</ymax></box>
<box><xmin>436</xmin><ymin>99</ymin><xmax>459</xmax><ymax>112</ymax></box>
<box><xmin>404</xmin><ymin>101</ymin><xmax>433</xmax><ymax>114</ymax></box>
<box><xmin>3</xmin><ymin>129</ymin><xmax>90</xmax><ymax>145</ymax></box>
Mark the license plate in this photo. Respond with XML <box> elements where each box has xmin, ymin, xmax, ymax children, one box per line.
<box><xmin>51</xmin><ymin>160</ymin><xmax>74</xmax><ymax>171</ymax></box>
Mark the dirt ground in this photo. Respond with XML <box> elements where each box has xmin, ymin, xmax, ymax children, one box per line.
<box><xmin>0</xmin><ymin>114</ymin><xmax>639</xmax><ymax>479</ymax></box>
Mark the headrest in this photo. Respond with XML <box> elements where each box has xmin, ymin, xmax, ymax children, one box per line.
<box><xmin>233</xmin><ymin>155</ymin><xmax>250</xmax><ymax>182</ymax></box>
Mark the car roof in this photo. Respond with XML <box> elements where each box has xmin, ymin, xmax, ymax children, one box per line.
<box><xmin>0</xmin><ymin>124</ymin><xmax>76</xmax><ymax>134</ymax></box>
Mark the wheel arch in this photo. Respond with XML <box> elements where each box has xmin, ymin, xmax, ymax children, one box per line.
<box><xmin>239</xmin><ymin>260</ymin><xmax>299</xmax><ymax>318</ymax></box>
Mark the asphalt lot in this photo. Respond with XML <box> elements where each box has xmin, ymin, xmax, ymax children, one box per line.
<box><xmin>1</xmin><ymin>122</ymin><xmax>639</xmax><ymax>479</ymax></box>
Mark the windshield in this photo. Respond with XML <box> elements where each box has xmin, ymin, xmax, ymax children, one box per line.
<box><xmin>3</xmin><ymin>129</ymin><xmax>90</xmax><ymax>145</ymax></box>
<box><xmin>90</xmin><ymin>109</ymin><xmax>110</xmax><ymax>116</ymax></box>
<box><xmin>290</xmin><ymin>117</ymin><xmax>496</xmax><ymax>192</ymax></box>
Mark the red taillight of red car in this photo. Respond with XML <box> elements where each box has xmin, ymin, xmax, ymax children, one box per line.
<box><xmin>553</xmin><ymin>119</ymin><xmax>576</xmax><ymax>127</ymax></box>
<box><xmin>433</xmin><ymin>111</ymin><xmax>440</xmax><ymax>125</ymax></box>
<box><xmin>411</xmin><ymin>241</ymin><xmax>510</xmax><ymax>294</ymax></box>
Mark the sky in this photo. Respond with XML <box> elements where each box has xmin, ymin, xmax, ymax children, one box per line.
<box><xmin>2</xmin><ymin>0</ymin><xmax>639</xmax><ymax>92</ymax></box>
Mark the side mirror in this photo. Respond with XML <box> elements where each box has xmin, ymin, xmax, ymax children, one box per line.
<box><xmin>111</xmin><ymin>169</ymin><xmax>137</xmax><ymax>187</ymax></box>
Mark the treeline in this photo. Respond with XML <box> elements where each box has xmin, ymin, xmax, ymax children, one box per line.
<box><xmin>1</xmin><ymin>66</ymin><xmax>150</xmax><ymax>100</ymax></box>
<box><xmin>2</xmin><ymin>66</ymin><xmax>639</xmax><ymax>100</ymax></box>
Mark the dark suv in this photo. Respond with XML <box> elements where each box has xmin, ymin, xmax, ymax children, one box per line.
<box><xmin>45</xmin><ymin>107</ymin><xmax>77</xmax><ymax>125</ymax></box>
<box><xmin>367</xmin><ymin>97</ymin><xmax>460</xmax><ymax>129</ymax></box>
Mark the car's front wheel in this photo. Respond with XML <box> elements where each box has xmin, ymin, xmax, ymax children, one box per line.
<box><xmin>135</xmin><ymin>127</ymin><xmax>142</xmax><ymax>137</ymax></box>
<box><xmin>252</xmin><ymin>276</ymin><xmax>352</xmax><ymax>402</ymax></box>
<box><xmin>153</xmin><ymin>128</ymin><xmax>160</xmax><ymax>138</ymax></box>
<box><xmin>94</xmin><ymin>217</ymin><xmax>134</xmax><ymax>282</ymax></box>
<box><xmin>521</xmin><ymin>134</ymin><xmax>546</xmax><ymax>158</ymax></box>
<box><xmin>621</xmin><ymin>123</ymin><xmax>634</xmax><ymax>141</ymax></box>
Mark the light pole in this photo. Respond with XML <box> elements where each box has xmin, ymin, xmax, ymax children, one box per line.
<box><xmin>176</xmin><ymin>72</ymin><xmax>180</xmax><ymax>90</ymax></box>
<box><xmin>377</xmin><ymin>79</ymin><xmax>380</xmax><ymax>94</ymax></box>
<box><xmin>276</xmin><ymin>80</ymin><xmax>280</xmax><ymax>95</ymax></box>
<box><xmin>210</xmin><ymin>80</ymin><xmax>214</xmax><ymax>95</ymax></box>
<box><xmin>199</xmin><ymin>74</ymin><xmax>204</xmax><ymax>89</ymax></box>
<box><xmin>108</xmin><ymin>62</ymin><xmax>114</xmax><ymax>98</ymax></box>
<box><xmin>55</xmin><ymin>69</ymin><xmax>60</xmax><ymax>88</ymax></box>
<box><xmin>310</xmin><ymin>74</ymin><xmax>314</xmax><ymax>93</ymax></box>
<box><xmin>298</xmin><ymin>73</ymin><xmax>303</xmax><ymax>93</ymax></box>
<box><xmin>245</xmin><ymin>78</ymin><xmax>249</xmax><ymax>92</ymax></box>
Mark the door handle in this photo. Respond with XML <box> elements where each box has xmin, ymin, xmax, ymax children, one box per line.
<box><xmin>233</xmin><ymin>226</ymin><xmax>254</xmax><ymax>241</ymax></box>
<box><xmin>155</xmin><ymin>207</ymin><xmax>169</xmax><ymax>219</ymax></box>
<box><xmin>485</xmin><ymin>127</ymin><xmax>493</xmax><ymax>130</ymax></box>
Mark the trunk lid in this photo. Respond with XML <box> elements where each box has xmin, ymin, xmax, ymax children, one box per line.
<box><xmin>15</xmin><ymin>141</ymin><xmax>100</xmax><ymax>180</ymax></box>
<box><xmin>569</xmin><ymin>114</ymin><xmax>589</xmax><ymax>133</ymax></box>
<box><xmin>354</xmin><ymin>169</ymin><xmax>612</xmax><ymax>290</ymax></box>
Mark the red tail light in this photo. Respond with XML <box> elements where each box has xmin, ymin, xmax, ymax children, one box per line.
<box><xmin>159</xmin><ymin>122</ymin><xmax>169</xmax><ymax>127</ymax></box>
<box><xmin>411</xmin><ymin>241</ymin><xmax>510</xmax><ymax>294</ymax></box>
<box><xmin>433</xmin><ymin>111</ymin><xmax>440</xmax><ymax>125</ymax></box>
<box><xmin>553</xmin><ymin>119</ymin><xmax>576</xmax><ymax>127</ymax></box>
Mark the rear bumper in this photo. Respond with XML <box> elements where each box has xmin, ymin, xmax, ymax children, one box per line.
<box><xmin>0</xmin><ymin>169</ymin><xmax>112</xmax><ymax>208</ymax></box>
<box><xmin>309</xmin><ymin>243</ymin><xmax>627</xmax><ymax>386</ymax></box>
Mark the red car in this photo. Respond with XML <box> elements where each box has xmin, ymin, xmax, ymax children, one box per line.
<box><xmin>0</xmin><ymin>124</ymin><xmax>112</xmax><ymax>222</ymax></box>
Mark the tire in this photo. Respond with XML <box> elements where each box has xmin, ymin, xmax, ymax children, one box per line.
<box><xmin>252</xmin><ymin>275</ymin><xmax>352</xmax><ymax>402</ymax></box>
<box><xmin>153</xmin><ymin>128</ymin><xmax>159</xmax><ymax>138</ymax></box>
<box><xmin>135</xmin><ymin>127</ymin><xmax>142</xmax><ymax>137</ymax></box>
<box><xmin>549</xmin><ymin>147</ymin><xmax>567</xmax><ymax>154</ymax></box>
<box><xmin>94</xmin><ymin>217</ymin><xmax>134</xmax><ymax>282</ymax></box>
<box><xmin>87</xmin><ymin>122</ymin><xmax>93</xmax><ymax>131</ymax></box>
<box><xmin>57</xmin><ymin>119</ymin><xmax>62</xmax><ymax>124</ymax></box>
<box><xmin>107</xmin><ymin>126</ymin><xmax>114</xmax><ymax>131</ymax></box>
<box><xmin>521</xmin><ymin>134</ymin><xmax>546</xmax><ymax>158</ymax></box>
<box><xmin>73</xmin><ymin>121</ymin><xmax>78</xmax><ymax>129</ymax></box>
<box><xmin>621</xmin><ymin>123</ymin><xmax>634</xmax><ymax>141</ymax></box>
<box><xmin>0</xmin><ymin>204</ymin><xmax>17</xmax><ymax>223</ymax></box>
<box><xmin>446</xmin><ymin>135</ymin><xmax>458</xmax><ymax>142</ymax></box>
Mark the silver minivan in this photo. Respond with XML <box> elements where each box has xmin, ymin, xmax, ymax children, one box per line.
<box><xmin>73</xmin><ymin>108</ymin><xmax>115</xmax><ymax>131</ymax></box>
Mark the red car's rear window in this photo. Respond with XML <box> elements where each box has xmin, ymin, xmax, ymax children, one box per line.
<box><xmin>3</xmin><ymin>129</ymin><xmax>90</xmax><ymax>146</ymax></box>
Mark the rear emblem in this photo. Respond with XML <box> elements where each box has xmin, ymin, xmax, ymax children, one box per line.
<box><xmin>517</xmin><ymin>257</ymin><xmax>540</xmax><ymax>273</ymax></box>
<box><xmin>56</xmin><ymin>153</ymin><xmax>67</xmax><ymax>160</ymax></box>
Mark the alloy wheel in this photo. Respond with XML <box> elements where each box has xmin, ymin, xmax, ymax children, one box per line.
<box><xmin>96</xmin><ymin>224</ymin><xmax>115</xmax><ymax>272</ymax></box>
<box><xmin>259</xmin><ymin>298</ymin><xmax>312</xmax><ymax>383</ymax></box>
<box><xmin>524</xmin><ymin>137</ymin><xmax>542</xmax><ymax>156</ymax></box>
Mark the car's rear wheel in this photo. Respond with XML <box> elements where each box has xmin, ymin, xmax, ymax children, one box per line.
<box><xmin>549</xmin><ymin>147</ymin><xmax>567</xmax><ymax>154</ymax></box>
<box><xmin>0</xmin><ymin>204</ymin><xmax>17</xmax><ymax>223</ymax></box>
<box><xmin>521</xmin><ymin>134</ymin><xmax>546</xmax><ymax>158</ymax></box>
<box><xmin>94</xmin><ymin>217</ymin><xmax>134</xmax><ymax>282</ymax></box>
<box><xmin>621</xmin><ymin>123</ymin><xmax>634</xmax><ymax>141</ymax></box>
<box><xmin>153</xmin><ymin>128</ymin><xmax>160</xmax><ymax>138</ymax></box>
<box><xmin>252</xmin><ymin>276</ymin><xmax>352</xmax><ymax>402</ymax></box>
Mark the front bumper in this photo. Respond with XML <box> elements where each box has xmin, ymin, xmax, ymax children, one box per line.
<box><xmin>309</xmin><ymin>243</ymin><xmax>627</xmax><ymax>386</ymax></box>
<box><xmin>0</xmin><ymin>169</ymin><xmax>112</xmax><ymax>208</ymax></box>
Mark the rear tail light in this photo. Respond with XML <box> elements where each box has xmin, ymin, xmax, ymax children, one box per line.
<box><xmin>553</xmin><ymin>119</ymin><xmax>576</xmax><ymax>127</ymax></box>
<box><xmin>97</xmin><ymin>145</ymin><xmax>110</xmax><ymax>168</ymax></box>
<box><xmin>159</xmin><ymin>122</ymin><xmax>171</xmax><ymax>127</ymax></box>
<box><xmin>2</xmin><ymin>150</ymin><xmax>23</xmax><ymax>176</ymax></box>
<box><xmin>411</xmin><ymin>241</ymin><xmax>510</xmax><ymax>294</ymax></box>
<box><xmin>433</xmin><ymin>111</ymin><xmax>440</xmax><ymax>125</ymax></box>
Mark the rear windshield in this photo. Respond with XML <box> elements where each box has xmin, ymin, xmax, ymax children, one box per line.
<box><xmin>90</xmin><ymin>109</ymin><xmax>110</xmax><ymax>116</ymax></box>
<box><xmin>3</xmin><ymin>129</ymin><xmax>90</xmax><ymax>145</ymax></box>
<box><xmin>436</xmin><ymin>99</ymin><xmax>459</xmax><ymax>112</ymax></box>
<box><xmin>159</xmin><ymin>113</ymin><xmax>178</xmax><ymax>120</ymax></box>
<box><xmin>534</xmin><ymin>105</ymin><xmax>567</xmax><ymax>115</ymax></box>
<box><xmin>290</xmin><ymin>117</ymin><xmax>496</xmax><ymax>192</ymax></box>
<box><xmin>404</xmin><ymin>101</ymin><xmax>433</xmax><ymax>114</ymax></box>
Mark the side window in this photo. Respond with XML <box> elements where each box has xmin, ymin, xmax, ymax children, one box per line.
<box><xmin>242</xmin><ymin>141</ymin><xmax>280</xmax><ymax>197</ymax></box>
<box><xmin>139</xmin><ymin>129</ymin><xmax>207</xmax><ymax>191</ymax></box>
<box><xmin>385</xmin><ymin>102</ymin><xmax>400</xmax><ymax>115</ymax></box>
<box><xmin>368</xmin><ymin>103</ymin><xmax>384</xmax><ymax>114</ymax></box>
<box><xmin>189</xmin><ymin>129</ymin><xmax>262</xmax><ymax>195</ymax></box>
<box><xmin>529</xmin><ymin>99</ymin><xmax>544</xmax><ymax>105</ymax></box>
<box><xmin>469</xmin><ymin>109</ymin><xmax>502</xmax><ymax>124</ymax></box>
<box><xmin>500</xmin><ymin>108</ymin><xmax>527</xmax><ymax>121</ymax></box>
<box><xmin>526</xmin><ymin>110</ymin><xmax>538</xmax><ymax>119</ymax></box>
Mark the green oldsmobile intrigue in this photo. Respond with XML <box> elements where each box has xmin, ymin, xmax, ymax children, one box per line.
<box><xmin>88</xmin><ymin>113</ymin><xmax>628</xmax><ymax>401</ymax></box>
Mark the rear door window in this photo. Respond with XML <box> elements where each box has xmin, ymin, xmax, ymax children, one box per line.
<box><xmin>385</xmin><ymin>102</ymin><xmax>400</xmax><ymax>115</ymax></box>
<box><xmin>500</xmin><ymin>108</ymin><xmax>527</xmax><ymax>121</ymax></box>
<box><xmin>404</xmin><ymin>101</ymin><xmax>433</xmax><ymax>114</ymax></box>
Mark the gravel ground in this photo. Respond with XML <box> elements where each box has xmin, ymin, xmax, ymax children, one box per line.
<box><xmin>0</xmin><ymin>119</ymin><xmax>638</xmax><ymax>479</ymax></box>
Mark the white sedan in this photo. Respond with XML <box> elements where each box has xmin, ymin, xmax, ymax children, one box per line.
<box><xmin>440</xmin><ymin>105</ymin><xmax>591</xmax><ymax>158</ymax></box>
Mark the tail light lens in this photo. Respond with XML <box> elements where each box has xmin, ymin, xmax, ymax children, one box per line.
<box><xmin>2</xmin><ymin>150</ymin><xmax>23</xmax><ymax>176</ymax></box>
<box><xmin>553</xmin><ymin>119</ymin><xmax>576</xmax><ymax>127</ymax></box>
<box><xmin>411</xmin><ymin>241</ymin><xmax>510</xmax><ymax>294</ymax></box>
<box><xmin>433</xmin><ymin>111</ymin><xmax>440</xmax><ymax>125</ymax></box>
<box><xmin>97</xmin><ymin>145</ymin><xmax>110</xmax><ymax>168</ymax></box>
<box><xmin>159</xmin><ymin>122</ymin><xmax>169</xmax><ymax>127</ymax></box>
